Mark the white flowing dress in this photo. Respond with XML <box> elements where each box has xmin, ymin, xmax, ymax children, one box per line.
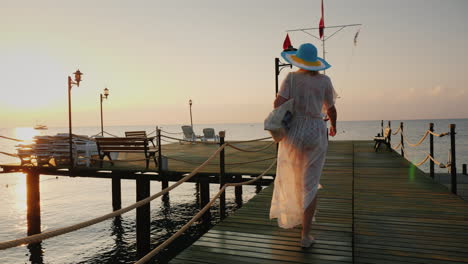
<box><xmin>270</xmin><ymin>71</ymin><xmax>337</xmax><ymax>229</ymax></box>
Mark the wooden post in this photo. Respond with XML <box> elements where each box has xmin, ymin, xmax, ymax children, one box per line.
<box><xmin>462</xmin><ymin>164</ymin><xmax>467</xmax><ymax>175</ymax></box>
<box><xmin>235</xmin><ymin>175</ymin><xmax>243</xmax><ymax>207</ymax></box>
<box><xmin>400</xmin><ymin>122</ymin><xmax>404</xmax><ymax>157</ymax></box>
<box><xmin>381</xmin><ymin>120</ymin><xmax>384</xmax><ymax>137</ymax></box>
<box><xmin>26</xmin><ymin>171</ymin><xmax>41</xmax><ymax>236</ymax></box>
<box><xmin>199</xmin><ymin>176</ymin><xmax>211</xmax><ymax>224</ymax></box>
<box><xmin>27</xmin><ymin>242</ymin><xmax>44</xmax><ymax>264</ymax></box>
<box><xmin>449</xmin><ymin>124</ymin><xmax>457</xmax><ymax>194</ymax></box>
<box><xmin>112</xmin><ymin>174</ymin><xmax>121</xmax><ymax>210</ymax></box>
<box><xmin>255</xmin><ymin>183</ymin><xmax>262</xmax><ymax>193</ymax></box>
<box><xmin>388</xmin><ymin>121</ymin><xmax>391</xmax><ymax>146</ymax></box>
<box><xmin>136</xmin><ymin>174</ymin><xmax>150</xmax><ymax>258</ymax></box>
<box><xmin>219</xmin><ymin>131</ymin><xmax>226</xmax><ymax>220</ymax></box>
<box><xmin>157</xmin><ymin>128</ymin><xmax>168</xmax><ymax>190</ymax></box>
<box><xmin>429</xmin><ymin>123</ymin><xmax>435</xmax><ymax>179</ymax></box>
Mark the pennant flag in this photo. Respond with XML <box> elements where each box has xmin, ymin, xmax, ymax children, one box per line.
<box><xmin>354</xmin><ymin>29</ymin><xmax>360</xmax><ymax>46</ymax></box>
<box><xmin>283</xmin><ymin>33</ymin><xmax>292</xmax><ymax>50</ymax></box>
<box><xmin>319</xmin><ymin>0</ymin><xmax>325</xmax><ymax>39</ymax></box>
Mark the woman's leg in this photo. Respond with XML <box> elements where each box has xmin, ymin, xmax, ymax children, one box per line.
<box><xmin>302</xmin><ymin>196</ymin><xmax>318</xmax><ymax>239</ymax></box>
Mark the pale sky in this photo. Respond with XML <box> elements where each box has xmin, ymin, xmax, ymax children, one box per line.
<box><xmin>0</xmin><ymin>0</ymin><xmax>467</xmax><ymax>128</ymax></box>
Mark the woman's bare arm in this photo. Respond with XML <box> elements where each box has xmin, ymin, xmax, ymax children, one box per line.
<box><xmin>274</xmin><ymin>95</ymin><xmax>288</xmax><ymax>109</ymax></box>
<box><xmin>327</xmin><ymin>105</ymin><xmax>337</xmax><ymax>136</ymax></box>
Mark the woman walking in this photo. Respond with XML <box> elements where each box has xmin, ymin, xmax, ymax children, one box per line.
<box><xmin>270</xmin><ymin>43</ymin><xmax>338</xmax><ymax>247</ymax></box>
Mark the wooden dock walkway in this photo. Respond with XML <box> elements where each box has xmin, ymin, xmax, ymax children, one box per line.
<box><xmin>171</xmin><ymin>140</ymin><xmax>468</xmax><ymax>264</ymax></box>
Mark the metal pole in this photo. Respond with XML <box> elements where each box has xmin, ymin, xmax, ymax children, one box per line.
<box><xmin>100</xmin><ymin>94</ymin><xmax>104</xmax><ymax>136</ymax></box>
<box><xmin>189</xmin><ymin>101</ymin><xmax>193</xmax><ymax>129</ymax></box>
<box><xmin>275</xmin><ymin>58</ymin><xmax>280</xmax><ymax>95</ymax></box>
<box><xmin>322</xmin><ymin>36</ymin><xmax>326</xmax><ymax>75</ymax></box>
<box><xmin>275</xmin><ymin>58</ymin><xmax>280</xmax><ymax>153</ymax></box>
<box><xmin>400</xmin><ymin>122</ymin><xmax>404</xmax><ymax>157</ymax></box>
<box><xmin>450</xmin><ymin>124</ymin><xmax>457</xmax><ymax>194</ymax></box>
<box><xmin>388</xmin><ymin>121</ymin><xmax>392</xmax><ymax>146</ymax></box>
<box><xmin>429</xmin><ymin>123</ymin><xmax>434</xmax><ymax>179</ymax></box>
<box><xmin>68</xmin><ymin>76</ymin><xmax>74</xmax><ymax>169</ymax></box>
<box><xmin>219</xmin><ymin>131</ymin><xmax>226</xmax><ymax>219</ymax></box>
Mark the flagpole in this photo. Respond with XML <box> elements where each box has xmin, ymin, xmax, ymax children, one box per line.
<box><xmin>323</xmin><ymin>35</ymin><xmax>326</xmax><ymax>74</ymax></box>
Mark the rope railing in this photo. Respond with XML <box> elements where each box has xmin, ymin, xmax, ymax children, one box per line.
<box><xmin>91</xmin><ymin>131</ymin><xmax>119</xmax><ymax>138</ymax></box>
<box><xmin>0</xmin><ymin>151</ymin><xmax>19</xmax><ymax>158</ymax></box>
<box><xmin>402</xmin><ymin>130</ymin><xmax>430</xmax><ymax>147</ymax></box>
<box><xmin>161</xmin><ymin>134</ymin><xmax>273</xmax><ymax>146</ymax></box>
<box><xmin>134</xmin><ymin>159</ymin><xmax>277</xmax><ymax>264</ymax></box>
<box><xmin>0</xmin><ymin>135</ymin><xmax>24</xmax><ymax>142</ymax></box>
<box><xmin>392</xmin><ymin>142</ymin><xmax>402</xmax><ymax>150</ymax></box>
<box><xmin>391</xmin><ymin>126</ymin><xmax>401</xmax><ymax>135</ymax></box>
<box><xmin>90</xmin><ymin>132</ymin><xmax>102</xmax><ymax>137</ymax></box>
<box><xmin>408</xmin><ymin>152</ymin><xmax>447</xmax><ymax>168</ymax></box>
<box><xmin>382</xmin><ymin>120</ymin><xmax>460</xmax><ymax>195</ymax></box>
<box><xmin>393</xmin><ymin>128</ymin><xmax>449</xmax><ymax>139</ymax></box>
<box><xmin>226</xmin><ymin>141</ymin><xmax>276</xmax><ymax>153</ymax></box>
<box><xmin>89</xmin><ymin>157</ymin><xmax>154</xmax><ymax>163</ymax></box>
<box><xmin>161</xmin><ymin>134</ymin><xmax>220</xmax><ymax>145</ymax></box>
<box><xmin>228</xmin><ymin>136</ymin><xmax>272</xmax><ymax>143</ymax></box>
<box><xmin>103</xmin><ymin>131</ymin><xmax>119</xmax><ymax>138</ymax></box>
<box><xmin>0</xmin><ymin>143</ymin><xmax>228</xmax><ymax>250</ymax></box>
<box><xmin>160</xmin><ymin>129</ymin><xmax>183</xmax><ymax>135</ymax></box>
<box><xmin>165</xmin><ymin>156</ymin><xmax>213</xmax><ymax>165</ymax></box>
<box><xmin>399</xmin><ymin>130</ymin><xmax>449</xmax><ymax>148</ymax></box>
<box><xmin>160</xmin><ymin>138</ymin><xmax>179</xmax><ymax>144</ymax></box>
<box><xmin>227</xmin><ymin>156</ymin><xmax>276</xmax><ymax>166</ymax></box>
<box><xmin>428</xmin><ymin>130</ymin><xmax>450</xmax><ymax>138</ymax></box>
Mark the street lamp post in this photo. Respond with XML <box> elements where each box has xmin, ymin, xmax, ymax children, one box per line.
<box><xmin>100</xmin><ymin>88</ymin><xmax>109</xmax><ymax>136</ymax></box>
<box><xmin>189</xmin><ymin>99</ymin><xmax>193</xmax><ymax>129</ymax></box>
<box><xmin>275</xmin><ymin>58</ymin><xmax>292</xmax><ymax>95</ymax></box>
<box><xmin>68</xmin><ymin>69</ymin><xmax>83</xmax><ymax>170</ymax></box>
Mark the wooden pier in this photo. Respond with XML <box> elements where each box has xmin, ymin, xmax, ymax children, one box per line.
<box><xmin>0</xmin><ymin>138</ymin><xmax>277</xmax><ymax>258</ymax></box>
<box><xmin>171</xmin><ymin>141</ymin><xmax>468</xmax><ymax>264</ymax></box>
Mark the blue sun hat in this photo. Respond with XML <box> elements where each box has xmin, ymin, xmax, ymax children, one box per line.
<box><xmin>281</xmin><ymin>43</ymin><xmax>331</xmax><ymax>71</ymax></box>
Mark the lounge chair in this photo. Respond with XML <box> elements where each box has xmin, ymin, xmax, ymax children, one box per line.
<box><xmin>181</xmin><ymin>126</ymin><xmax>200</xmax><ymax>142</ymax></box>
<box><xmin>202</xmin><ymin>128</ymin><xmax>220</xmax><ymax>142</ymax></box>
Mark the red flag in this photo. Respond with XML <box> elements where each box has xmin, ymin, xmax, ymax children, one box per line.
<box><xmin>283</xmin><ymin>33</ymin><xmax>292</xmax><ymax>50</ymax></box>
<box><xmin>319</xmin><ymin>0</ymin><xmax>325</xmax><ymax>39</ymax></box>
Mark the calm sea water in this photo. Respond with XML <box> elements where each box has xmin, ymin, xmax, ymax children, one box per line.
<box><xmin>0</xmin><ymin>119</ymin><xmax>467</xmax><ymax>263</ymax></box>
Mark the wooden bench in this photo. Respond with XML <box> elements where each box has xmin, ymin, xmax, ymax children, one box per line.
<box><xmin>125</xmin><ymin>131</ymin><xmax>147</xmax><ymax>138</ymax></box>
<box><xmin>374</xmin><ymin>127</ymin><xmax>392</xmax><ymax>152</ymax></box>
<box><xmin>95</xmin><ymin>137</ymin><xmax>158</xmax><ymax>169</ymax></box>
<box><xmin>125</xmin><ymin>130</ymin><xmax>156</xmax><ymax>147</ymax></box>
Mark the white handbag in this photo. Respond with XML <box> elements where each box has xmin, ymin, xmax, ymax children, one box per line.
<box><xmin>264</xmin><ymin>73</ymin><xmax>295</xmax><ymax>142</ymax></box>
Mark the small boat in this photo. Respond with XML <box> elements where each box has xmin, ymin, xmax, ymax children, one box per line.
<box><xmin>34</xmin><ymin>124</ymin><xmax>48</xmax><ymax>130</ymax></box>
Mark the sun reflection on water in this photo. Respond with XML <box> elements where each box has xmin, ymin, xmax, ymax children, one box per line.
<box><xmin>14</xmin><ymin>127</ymin><xmax>40</xmax><ymax>141</ymax></box>
<box><xmin>13</xmin><ymin>173</ymin><xmax>27</xmax><ymax>211</ymax></box>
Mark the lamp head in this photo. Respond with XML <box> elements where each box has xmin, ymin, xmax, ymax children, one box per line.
<box><xmin>73</xmin><ymin>69</ymin><xmax>83</xmax><ymax>86</ymax></box>
<box><xmin>104</xmin><ymin>88</ymin><xmax>109</xmax><ymax>98</ymax></box>
<box><xmin>189</xmin><ymin>99</ymin><xmax>192</xmax><ymax>106</ymax></box>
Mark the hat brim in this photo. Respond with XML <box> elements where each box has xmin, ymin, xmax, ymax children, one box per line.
<box><xmin>281</xmin><ymin>50</ymin><xmax>331</xmax><ymax>71</ymax></box>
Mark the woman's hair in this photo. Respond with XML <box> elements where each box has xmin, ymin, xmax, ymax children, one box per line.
<box><xmin>299</xmin><ymin>69</ymin><xmax>319</xmax><ymax>75</ymax></box>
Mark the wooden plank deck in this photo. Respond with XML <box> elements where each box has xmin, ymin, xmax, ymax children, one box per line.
<box><xmin>171</xmin><ymin>140</ymin><xmax>468</xmax><ymax>264</ymax></box>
